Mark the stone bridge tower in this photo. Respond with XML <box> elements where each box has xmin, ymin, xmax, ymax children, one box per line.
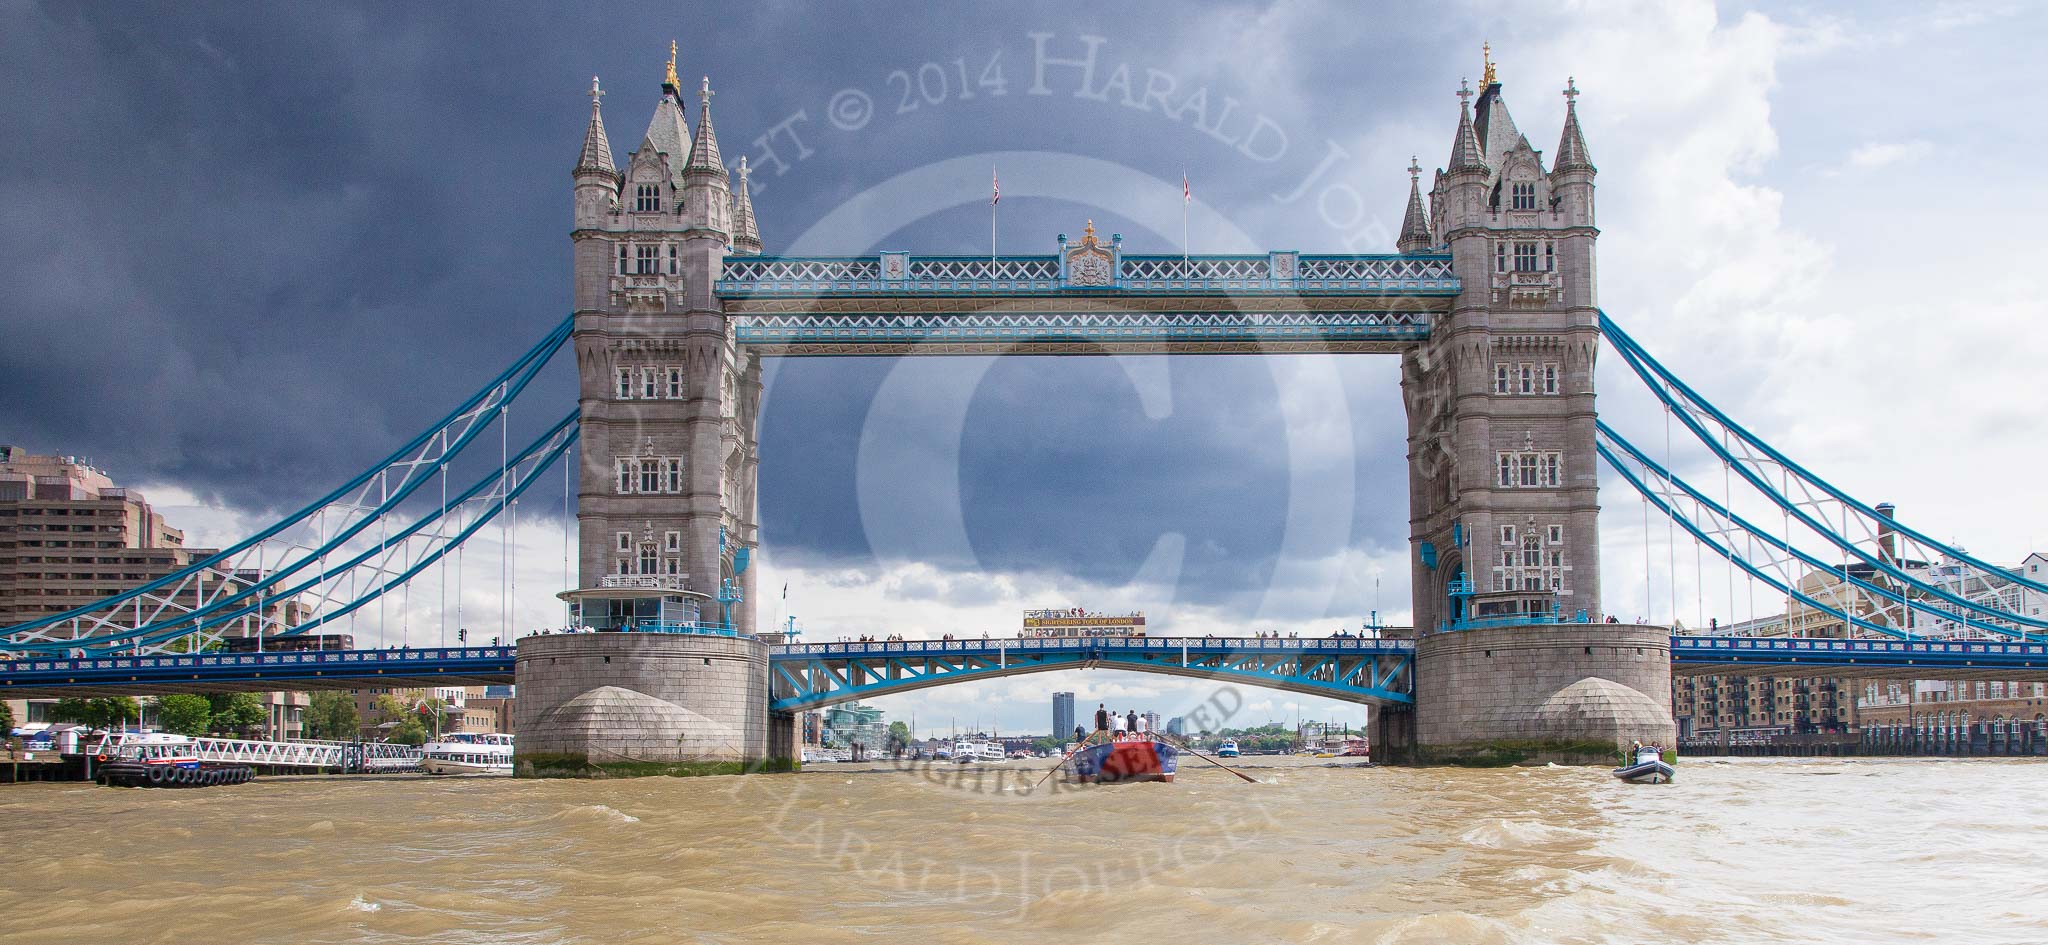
<box><xmin>568</xmin><ymin>53</ymin><xmax>764</xmax><ymax>636</ymax></box>
<box><xmin>515</xmin><ymin>52</ymin><xmax>788</xmax><ymax>778</ymax></box>
<box><xmin>1401</xmin><ymin>61</ymin><xmax>1602</xmax><ymax>634</ymax></box>
<box><xmin>1384</xmin><ymin>60</ymin><xmax>1671</xmax><ymax>766</ymax></box>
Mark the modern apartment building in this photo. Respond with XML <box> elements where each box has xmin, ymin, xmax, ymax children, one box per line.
<box><xmin>1051</xmin><ymin>691</ymin><xmax>1075</xmax><ymax>739</ymax></box>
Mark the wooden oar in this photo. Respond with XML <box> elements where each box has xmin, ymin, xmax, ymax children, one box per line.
<box><xmin>1163</xmin><ymin>735</ymin><xmax>1257</xmax><ymax>784</ymax></box>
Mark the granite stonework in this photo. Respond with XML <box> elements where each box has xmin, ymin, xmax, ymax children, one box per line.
<box><xmin>513</xmin><ymin>632</ymin><xmax>793</xmax><ymax>777</ymax></box>
<box><xmin>1411</xmin><ymin>623</ymin><xmax>1675</xmax><ymax>765</ymax></box>
<box><xmin>1402</xmin><ymin>74</ymin><xmax>1605</xmax><ymax>636</ymax></box>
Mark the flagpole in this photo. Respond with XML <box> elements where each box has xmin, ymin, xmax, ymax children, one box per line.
<box><xmin>991</xmin><ymin>163</ymin><xmax>998</xmax><ymax>266</ymax></box>
<box><xmin>1181</xmin><ymin>169</ymin><xmax>1190</xmax><ymax>262</ymax></box>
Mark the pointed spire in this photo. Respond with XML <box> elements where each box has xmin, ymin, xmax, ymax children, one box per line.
<box><xmin>1555</xmin><ymin>77</ymin><xmax>1594</xmax><ymax>171</ymax></box>
<box><xmin>1471</xmin><ymin>45</ymin><xmax>1524</xmax><ymax>166</ymax></box>
<box><xmin>685</xmin><ymin>76</ymin><xmax>727</xmax><ymax>182</ymax></box>
<box><xmin>575</xmin><ymin>76</ymin><xmax>617</xmax><ymax>178</ymax></box>
<box><xmin>1398</xmin><ymin>156</ymin><xmax>1431</xmax><ymax>252</ymax></box>
<box><xmin>636</xmin><ymin>47</ymin><xmax>691</xmax><ymax>187</ymax></box>
<box><xmin>731</xmin><ymin>156</ymin><xmax>762</xmax><ymax>254</ymax></box>
<box><xmin>1448</xmin><ymin>79</ymin><xmax>1484</xmax><ymax>172</ymax></box>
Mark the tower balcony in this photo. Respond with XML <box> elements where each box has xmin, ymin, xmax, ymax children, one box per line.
<box><xmin>1492</xmin><ymin>269</ymin><xmax>1562</xmax><ymax>308</ymax></box>
<box><xmin>607</xmin><ymin>273</ymin><xmax>686</xmax><ymax>309</ymax></box>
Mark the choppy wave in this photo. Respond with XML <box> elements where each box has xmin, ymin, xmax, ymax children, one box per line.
<box><xmin>1458</xmin><ymin>818</ymin><xmax>1596</xmax><ymax>849</ymax></box>
<box><xmin>1</xmin><ymin>757</ymin><xmax>2042</xmax><ymax>944</ymax></box>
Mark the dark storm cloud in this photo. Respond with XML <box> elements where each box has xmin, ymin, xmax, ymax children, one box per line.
<box><xmin>0</xmin><ymin>1</ymin><xmax>1473</xmax><ymax>615</ymax></box>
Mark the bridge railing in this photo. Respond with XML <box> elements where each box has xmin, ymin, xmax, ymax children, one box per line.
<box><xmin>0</xmin><ymin>646</ymin><xmax>516</xmax><ymax>677</ymax></box>
<box><xmin>90</xmin><ymin>732</ymin><xmax>424</xmax><ymax>770</ymax></box>
<box><xmin>1672</xmin><ymin>635</ymin><xmax>2048</xmax><ymax>659</ymax></box>
<box><xmin>772</xmin><ymin>636</ymin><xmax>1414</xmax><ymax>658</ymax></box>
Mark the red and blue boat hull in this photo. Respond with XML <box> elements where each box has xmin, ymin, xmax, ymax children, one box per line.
<box><xmin>1069</xmin><ymin>738</ymin><xmax>1178</xmax><ymax>783</ymax></box>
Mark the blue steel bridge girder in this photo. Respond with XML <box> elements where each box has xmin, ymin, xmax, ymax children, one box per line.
<box><xmin>767</xmin><ymin>637</ymin><xmax>1417</xmax><ymax>713</ymax></box>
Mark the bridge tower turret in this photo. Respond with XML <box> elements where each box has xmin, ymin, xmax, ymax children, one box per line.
<box><xmin>1401</xmin><ymin>59</ymin><xmax>1604</xmax><ymax>636</ymax></box>
<box><xmin>525</xmin><ymin>48</ymin><xmax>786</xmax><ymax>778</ymax></box>
<box><xmin>566</xmin><ymin>49</ymin><xmax>761</xmax><ymax>638</ymax></box>
<box><xmin>1391</xmin><ymin>58</ymin><xmax>1671</xmax><ymax>765</ymax></box>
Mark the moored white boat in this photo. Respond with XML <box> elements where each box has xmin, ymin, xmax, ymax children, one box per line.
<box><xmin>420</xmin><ymin>732</ymin><xmax>514</xmax><ymax>775</ymax></box>
<box><xmin>951</xmin><ymin>739</ymin><xmax>1007</xmax><ymax>763</ymax></box>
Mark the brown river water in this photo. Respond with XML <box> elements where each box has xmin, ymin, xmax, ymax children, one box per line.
<box><xmin>1</xmin><ymin>756</ymin><xmax>2043</xmax><ymax>945</ymax></box>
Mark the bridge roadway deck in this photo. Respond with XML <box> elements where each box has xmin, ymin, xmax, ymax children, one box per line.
<box><xmin>0</xmin><ymin>646</ymin><xmax>517</xmax><ymax>699</ymax></box>
<box><xmin>1671</xmin><ymin>635</ymin><xmax>2048</xmax><ymax>680</ymax></box>
<box><xmin>4</xmin><ymin>635</ymin><xmax>2046</xmax><ymax>699</ymax></box>
<box><xmin>770</xmin><ymin>635</ymin><xmax>1419</xmax><ymax>710</ymax></box>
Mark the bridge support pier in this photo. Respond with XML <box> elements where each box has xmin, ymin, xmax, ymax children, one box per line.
<box><xmin>1412</xmin><ymin>623</ymin><xmax>1674</xmax><ymax>766</ymax></box>
<box><xmin>511</xmin><ymin>633</ymin><xmax>796</xmax><ymax>777</ymax></box>
<box><xmin>1369</xmin><ymin>704</ymin><xmax>1416</xmax><ymax>765</ymax></box>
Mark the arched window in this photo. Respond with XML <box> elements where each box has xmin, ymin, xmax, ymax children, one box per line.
<box><xmin>635</xmin><ymin>183</ymin><xmax>660</xmax><ymax>213</ymax></box>
<box><xmin>1510</xmin><ymin>181</ymin><xmax>1536</xmax><ymax>211</ymax></box>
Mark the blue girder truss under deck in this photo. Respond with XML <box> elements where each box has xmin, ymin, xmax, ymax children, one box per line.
<box><xmin>767</xmin><ymin>636</ymin><xmax>1416</xmax><ymax>712</ymax></box>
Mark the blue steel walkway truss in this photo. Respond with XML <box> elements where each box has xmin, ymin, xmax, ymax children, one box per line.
<box><xmin>715</xmin><ymin>252</ymin><xmax>1456</xmax><ymax>356</ymax></box>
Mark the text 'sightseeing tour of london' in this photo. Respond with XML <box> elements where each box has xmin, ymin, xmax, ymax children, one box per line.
<box><xmin>4</xmin><ymin>5</ymin><xmax>2047</xmax><ymax>943</ymax></box>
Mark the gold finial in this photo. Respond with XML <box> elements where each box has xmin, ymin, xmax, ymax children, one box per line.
<box><xmin>1083</xmin><ymin>219</ymin><xmax>1096</xmax><ymax>242</ymax></box>
<box><xmin>1482</xmin><ymin>42</ymin><xmax>1496</xmax><ymax>87</ymax></box>
<box><xmin>665</xmin><ymin>40</ymin><xmax>679</xmax><ymax>89</ymax></box>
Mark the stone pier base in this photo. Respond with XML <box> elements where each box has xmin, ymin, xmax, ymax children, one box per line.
<box><xmin>1413</xmin><ymin>623</ymin><xmax>1675</xmax><ymax>766</ymax></box>
<box><xmin>511</xmin><ymin>633</ymin><xmax>797</xmax><ymax>778</ymax></box>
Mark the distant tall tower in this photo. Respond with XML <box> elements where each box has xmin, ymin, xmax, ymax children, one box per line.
<box><xmin>1052</xmin><ymin>691</ymin><xmax>1075</xmax><ymax>737</ymax></box>
<box><xmin>567</xmin><ymin>46</ymin><xmax>765</xmax><ymax>633</ymax></box>
<box><xmin>1401</xmin><ymin>55</ymin><xmax>1601</xmax><ymax>631</ymax></box>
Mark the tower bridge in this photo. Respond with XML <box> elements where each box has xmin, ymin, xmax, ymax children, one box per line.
<box><xmin>10</xmin><ymin>50</ymin><xmax>2046</xmax><ymax>772</ymax></box>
